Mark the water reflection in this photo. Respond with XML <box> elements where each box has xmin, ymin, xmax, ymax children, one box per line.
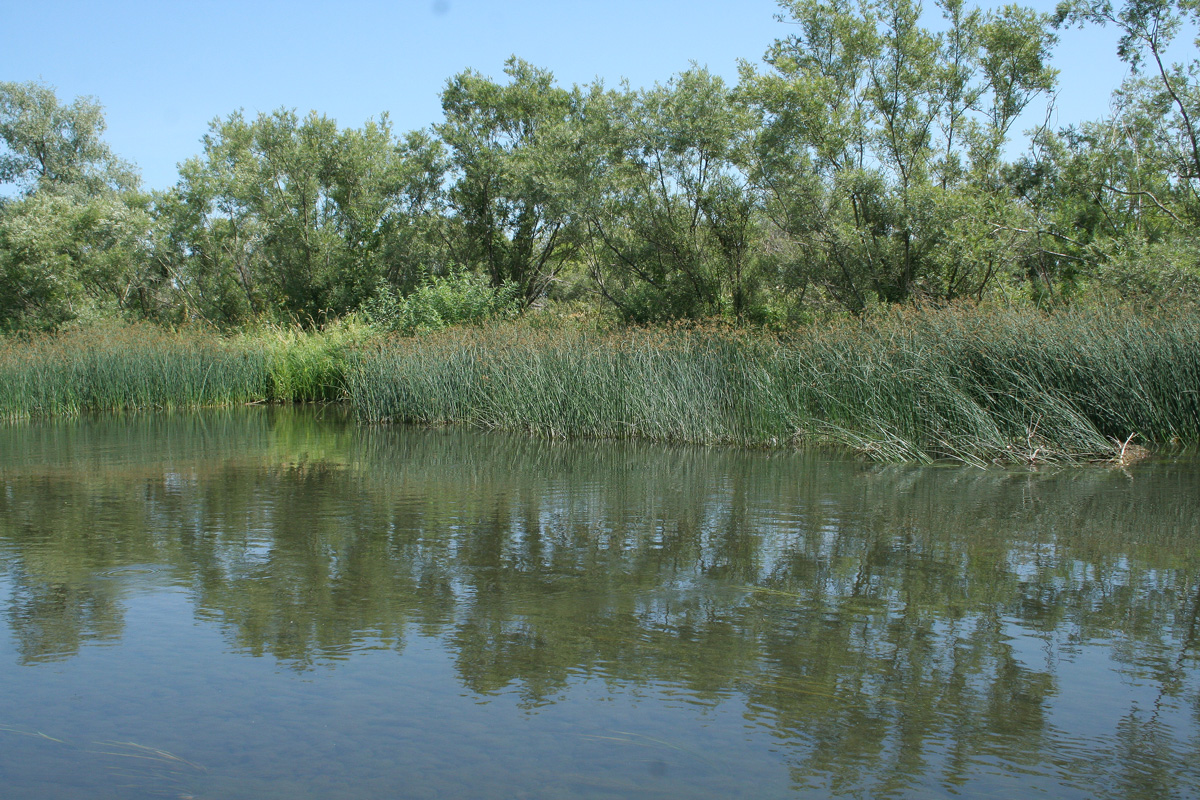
<box><xmin>0</xmin><ymin>408</ymin><xmax>1197</xmax><ymax>799</ymax></box>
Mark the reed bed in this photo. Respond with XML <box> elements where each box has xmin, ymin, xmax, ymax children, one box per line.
<box><xmin>4</xmin><ymin>307</ymin><xmax>1197</xmax><ymax>465</ymax></box>
<box><xmin>0</xmin><ymin>322</ymin><xmax>349</xmax><ymax>418</ymax></box>
<box><xmin>346</xmin><ymin>306</ymin><xmax>1200</xmax><ymax>465</ymax></box>
<box><xmin>0</xmin><ymin>324</ymin><xmax>267</xmax><ymax>417</ymax></box>
<box><xmin>254</xmin><ymin>323</ymin><xmax>357</xmax><ymax>403</ymax></box>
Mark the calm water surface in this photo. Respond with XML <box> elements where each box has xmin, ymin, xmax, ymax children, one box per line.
<box><xmin>0</xmin><ymin>407</ymin><xmax>1198</xmax><ymax>799</ymax></box>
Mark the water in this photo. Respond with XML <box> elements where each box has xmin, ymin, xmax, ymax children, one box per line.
<box><xmin>0</xmin><ymin>407</ymin><xmax>1197</xmax><ymax>799</ymax></box>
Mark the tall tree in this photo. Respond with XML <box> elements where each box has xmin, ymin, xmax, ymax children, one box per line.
<box><xmin>741</xmin><ymin>0</ymin><xmax>1058</xmax><ymax>310</ymax></box>
<box><xmin>583</xmin><ymin>69</ymin><xmax>761</xmax><ymax>322</ymax></box>
<box><xmin>0</xmin><ymin>81</ymin><xmax>151</xmax><ymax>330</ymax></box>
<box><xmin>436</xmin><ymin>57</ymin><xmax>589</xmax><ymax>304</ymax></box>
<box><xmin>1055</xmin><ymin>0</ymin><xmax>1200</xmax><ymax>223</ymax></box>
<box><xmin>1037</xmin><ymin>0</ymin><xmax>1200</xmax><ymax>299</ymax></box>
<box><xmin>160</xmin><ymin>109</ymin><xmax>446</xmax><ymax>325</ymax></box>
<box><xmin>0</xmin><ymin>80</ymin><xmax>137</xmax><ymax>196</ymax></box>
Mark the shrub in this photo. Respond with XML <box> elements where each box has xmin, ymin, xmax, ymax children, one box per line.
<box><xmin>361</xmin><ymin>271</ymin><xmax>522</xmax><ymax>335</ymax></box>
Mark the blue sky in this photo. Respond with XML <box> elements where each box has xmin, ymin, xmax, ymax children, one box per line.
<box><xmin>0</xmin><ymin>0</ymin><xmax>1180</xmax><ymax>191</ymax></box>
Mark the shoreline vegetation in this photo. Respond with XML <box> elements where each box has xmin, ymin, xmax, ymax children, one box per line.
<box><xmin>2</xmin><ymin>304</ymin><xmax>1196</xmax><ymax>467</ymax></box>
<box><xmin>4</xmin><ymin>1</ymin><xmax>1200</xmax><ymax>467</ymax></box>
<box><xmin>6</xmin><ymin>2</ymin><xmax>1200</xmax><ymax>340</ymax></box>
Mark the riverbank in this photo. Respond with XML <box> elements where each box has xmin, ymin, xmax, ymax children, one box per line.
<box><xmin>3</xmin><ymin>306</ymin><xmax>1198</xmax><ymax>466</ymax></box>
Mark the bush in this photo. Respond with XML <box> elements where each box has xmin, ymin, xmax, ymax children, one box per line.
<box><xmin>362</xmin><ymin>271</ymin><xmax>522</xmax><ymax>335</ymax></box>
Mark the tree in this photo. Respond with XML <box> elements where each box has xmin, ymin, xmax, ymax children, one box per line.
<box><xmin>159</xmin><ymin>109</ymin><xmax>447</xmax><ymax>325</ymax></box>
<box><xmin>1055</xmin><ymin>0</ymin><xmax>1200</xmax><ymax>223</ymax></box>
<box><xmin>740</xmin><ymin>0</ymin><xmax>1058</xmax><ymax>310</ymax></box>
<box><xmin>1042</xmin><ymin>0</ymin><xmax>1200</xmax><ymax>299</ymax></box>
<box><xmin>582</xmin><ymin>69</ymin><xmax>761</xmax><ymax>322</ymax></box>
<box><xmin>327</xmin><ymin>126</ymin><xmax>449</xmax><ymax>302</ymax></box>
<box><xmin>436</xmin><ymin>57</ymin><xmax>589</xmax><ymax>304</ymax></box>
<box><xmin>0</xmin><ymin>81</ymin><xmax>150</xmax><ymax>331</ymax></box>
<box><xmin>0</xmin><ymin>80</ymin><xmax>137</xmax><ymax>196</ymax></box>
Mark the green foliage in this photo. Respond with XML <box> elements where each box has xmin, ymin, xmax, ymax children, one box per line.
<box><xmin>159</xmin><ymin>109</ymin><xmax>448</xmax><ymax>326</ymax></box>
<box><xmin>0</xmin><ymin>81</ymin><xmax>155</xmax><ymax>331</ymax></box>
<box><xmin>361</xmin><ymin>270</ymin><xmax>522</xmax><ymax>334</ymax></box>
<box><xmin>582</xmin><ymin>69</ymin><xmax>763</xmax><ymax>322</ymax></box>
<box><xmin>0</xmin><ymin>193</ymin><xmax>82</xmax><ymax>331</ymax></box>
<box><xmin>436</xmin><ymin>58</ymin><xmax>589</xmax><ymax>304</ymax></box>
<box><xmin>0</xmin><ymin>80</ymin><xmax>137</xmax><ymax>195</ymax></box>
<box><xmin>0</xmin><ymin>189</ymin><xmax>160</xmax><ymax>332</ymax></box>
<box><xmin>345</xmin><ymin>305</ymin><xmax>1200</xmax><ymax>465</ymax></box>
<box><xmin>9</xmin><ymin>4</ymin><xmax>1200</xmax><ymax>343</ymax></box>
<box><xmin>741</xmin><ymin>0</ymin><xmax>1058</xmax><ymax>310</ymax></box>
<box><xmin>258</xmin><ymin>322</ymin><xmax>364</xmax><ymax>402</ymax></box>
<box><xmin>1025</xmin><ymin>0</ymin><xmax>1200</xmax><ymax>296</ymax></box>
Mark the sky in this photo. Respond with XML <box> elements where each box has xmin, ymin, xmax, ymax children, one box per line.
<box><xmin>0</xmin><ymin>0</ymin><xmax>1188</xmax><ymax>192</ymax></box>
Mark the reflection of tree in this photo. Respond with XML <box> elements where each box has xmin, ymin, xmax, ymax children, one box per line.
<box><xmin>5</xmin><ymin>570</ymin><xmax>124</xmax><ymax>663</ymax></box>
<box><xmin>0</xmin><ymin>467</ymin><xmax>143</xmax><ymax>663</ymax></box>
<box><xmin>1</xmin><ymin>409</ymin><xmax>1199</xmax><ymax>795</ymax></box>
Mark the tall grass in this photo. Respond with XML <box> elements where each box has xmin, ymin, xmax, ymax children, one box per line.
<box><xmin>5</xmin><ymin>308</ymin><xmax>1198</xmax><ymax>465</ymax></box>
<box><xmin>254</xmin><ymin>323</ymin><xmax>359</xmax><ymax>403</ymax></box>
<box><xmin>0</xmin><ymin>322</ymin><xmax>352</xmax><ymax>418</ymax></box>
<box><xmin>346</xmin><ymin>306</ymin><xmax>1200</xmax><ymax>465</ymax></box>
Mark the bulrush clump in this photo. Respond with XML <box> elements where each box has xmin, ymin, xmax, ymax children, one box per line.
<box><xmin>3</xmin><ymin>305</ymin><xmax>1197</xmax><ymax>466</ymax></box>
<box><xmin>345</xmin><ymin>305</ymin><xmax>1200</xmax><ymax>466</ymax></box>
<box><xmin>0</xmin><ymin>321</ymin><xmax>353</xmax><ymax>418</ymax></box>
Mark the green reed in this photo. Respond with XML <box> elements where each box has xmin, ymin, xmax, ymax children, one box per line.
<box><xmin>0</xmin><ymin>324</ymin><xmax>265</xmax><ymax>417</ymax></box>
<box><xmin>254</xmin><ymin>323</ymin><xmax>359</xmax><ymax>403</ymax></box>
<box><xmin>0</xmin><ymin>322</ymin><xmax>351</xmax><ymax>418</ymax></box>
<box><xmin>346</xmin><ymin>306</ymin><xmax>1200</xmax><ymax>465</ymax></box>
<box><xmin>4</xmin><ymin>307</ymin><xmax>1197</xmax><ymax>465</ymax></box>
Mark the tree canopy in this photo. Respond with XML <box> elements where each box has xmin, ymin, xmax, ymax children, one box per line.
<box><xmin>2</xmin><ymin>0</ymin><xmax>1199</xmax><ymax>331</ymax></box>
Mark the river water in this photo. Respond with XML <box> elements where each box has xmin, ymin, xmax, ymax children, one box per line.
<box><xmin>0</xmin><ymin>407</ymin><xmax>1197</xmax><ymax>799</ymax></box>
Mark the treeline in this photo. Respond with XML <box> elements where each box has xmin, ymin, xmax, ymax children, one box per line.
<box><xmin>3</xmin><ymin>0</ymin><xmax>1200</xmax><ymax>332</ymax></box>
